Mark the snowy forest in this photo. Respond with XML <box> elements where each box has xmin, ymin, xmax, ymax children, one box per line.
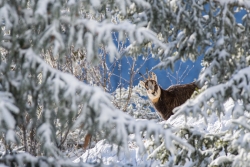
<box><xmin>0</xmin><ymin>0</ymin><xmax>250</xmax><ymax>166</ymax></box>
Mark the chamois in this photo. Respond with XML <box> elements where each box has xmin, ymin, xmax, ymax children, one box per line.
<box><xmin>139</xmin><ymin>72</ymin><xmax>198</xmax><ymax>120</ymax></box>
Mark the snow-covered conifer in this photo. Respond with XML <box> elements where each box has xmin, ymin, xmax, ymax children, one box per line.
<box><xmin>0</xmin><ymin>0</ymin><xmax>250</xmax><ymax>166</ymax></box>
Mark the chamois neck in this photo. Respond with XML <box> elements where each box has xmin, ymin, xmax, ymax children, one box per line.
<box><xmin>147</xmin><ymin>85</ymin><xmax>161</xmax><ymax>103</ymax></box>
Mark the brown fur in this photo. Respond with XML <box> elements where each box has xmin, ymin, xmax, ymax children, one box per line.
<box><xmin>153</xmin><ymin>82</ymin><xmax>197</xmax><ymax>120</ymax></box>
<box><xmin>83</xmin><ymin>133</ymin><xmax>92</xmax><ymax>150</ymax></box>
<box><xmin>140</xmin><ymin>72</ymin><xmax>198</xmax><ymax>120</ymax></box>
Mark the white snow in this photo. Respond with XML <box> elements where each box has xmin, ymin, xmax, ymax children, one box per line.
<box><xmin>73</xmin><ymin>140</ymin><xmax>160</xmax><ymax>166</ymax></box>
<box><xmin>73</xmin><ymin>99</ymin><xmax>235</xmax><ymax>166</ymax></box>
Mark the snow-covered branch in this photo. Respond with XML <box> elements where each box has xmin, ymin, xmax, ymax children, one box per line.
<box><xmin>23</xmin><ymin>48</ymin><xmax>193</xmax><ymax>155</ymax></box>
<box><xmin>173</xmin><ymin>66</ymin><xmax>250</xmax><ymax>122</ymax></box>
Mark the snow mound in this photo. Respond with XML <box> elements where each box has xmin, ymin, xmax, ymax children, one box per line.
<box><xmin>74</xmin><ymin>99</ymin><xmax>234</xmax><ymax>166</ymax></box>
<box><xmin>170</xmin><ymin>98</ymin><xmax>234</xmax><ymax>134</ymax></box>
<box><xmin>73</xmin><ymin>140</ymin><xmax>160</xmax><ymax>166</ymax></box>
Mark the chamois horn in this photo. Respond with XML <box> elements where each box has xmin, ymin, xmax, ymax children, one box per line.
<box><xmin>146</xmin><ymin>69</ymin><xmax>150</xmax><ymax>79</ymax></box>
<box><xmin>139</xmin><ymin>72</ymin><xmax>147</xmax><ymax>80</ymax></box>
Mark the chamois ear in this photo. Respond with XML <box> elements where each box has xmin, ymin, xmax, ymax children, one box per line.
<box><xmin>151</xmin><ymin>72</ymin><xmax>157</xmax><ymax>82</ymax></box>
<box><xmin>139</xmin><ymin>81</ymin><xmax>145</xmax><ymax>88</ymax></box>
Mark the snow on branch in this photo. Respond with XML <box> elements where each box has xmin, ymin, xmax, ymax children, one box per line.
<box><xmin>212</xmin><ymin>0</ymin><xmax>250</xmax><ymax>9</ymax></box>
<box><xmin>23</xmin><ymin>48</ymin><xmax>194</xmax><ymax>155</ymax></box>
<box><xmin>62</xmin><ymin>18</ymin><xmax>167</xmax><ymax>62</ymax></box>
<box><xmin>154</xmin><ymin>0</ymin><xmax>250</xmax><ymax>71</ymax></box>
<box><xmin>0</xmin><ymin>92</ymin><xmax>19</xmax><ymax>142</ymax></box>
<box><xmin>1</xmin><ymin>151</ymin><xmax>95</xmax><ymax>167</ymax></box>
<box><xmin>0</xmin><ymin>0</ymin><xmax>168</xmax><ymax>65</ymax></box>
<box><xmin>172</xmin><ymin>66</ymin><xmax>250</xmax><ymax>122</ymax></box>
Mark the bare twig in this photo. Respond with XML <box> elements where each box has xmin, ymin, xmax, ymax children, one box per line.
<box><xmin>123</xmin><ymin>57</ymin><xmax>136</xmax><ymax>112</ymax></box>
<box><xmin>167</xmin><ymin>62</ymin><xmax>195</xmax><ymax>85</ymax></box>
<box><xmin>180</xmin><ymin>65</ymin><xmax>194</xmax><ymax>83</ymax></box>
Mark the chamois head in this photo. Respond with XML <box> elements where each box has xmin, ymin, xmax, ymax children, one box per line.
<box><xmin>139</xmin><ymin>72</ymin><xmax>161</xmax><ymax>103</ymax></box>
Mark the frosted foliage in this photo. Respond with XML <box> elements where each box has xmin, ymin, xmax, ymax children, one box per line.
<box><xmin>112</xmin><ymin>85</ymin><xmax>159</xmax><ymax>120</ymax></box>
<box><xmin>0</xmin><ymin>92</ymin><xmax>19</xmax><ymax>142</ymax></box>
<box><xmin>158</xmin><ymin>0</ymin><xmax>250</xmax><ymax>166</ymax></box>
<box><xmin>0</xmin><ymin>0</ymin><xmax>165</xmax><ymax>64</ymax></box>
<box><xmin>0</xmin><ymin>46</ymin><xmax>191</xmax><ymax>165</ymax></box>
<box><xmin>0</xmin><ymin>0</ymin><xmax>189</xmax><ymax>165</ymax></box>
<box><xmin>0</xmin><ymin>0</ymin><xmax>250</xmax><ymax>166</ymax></box>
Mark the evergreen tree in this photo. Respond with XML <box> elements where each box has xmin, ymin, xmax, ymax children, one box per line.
<box><xmin>145</xmin><ymin>0</ymin><xmax>250</xmax><ymax>166</ymax></box>
<box><xmin>0</xmin><ymin>0</ymin><xmax>189</xmax><ymax>166</ymax></box>
<box><xmin>0</xmin><ymin>0</ymin><xmax>250</xmax><ymax>166</ymax></box>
